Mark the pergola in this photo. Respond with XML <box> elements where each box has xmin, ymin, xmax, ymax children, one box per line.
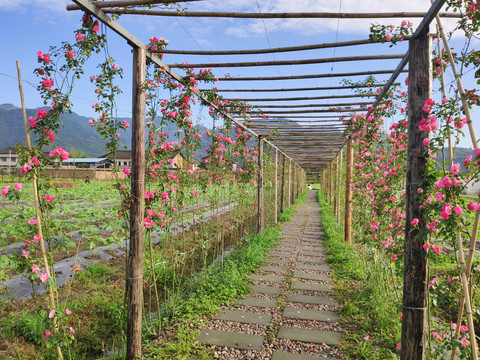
<box><xmin>64</xmin><ymin>1</ymin><xmax>475</xmax><ymax>359</ymax></box>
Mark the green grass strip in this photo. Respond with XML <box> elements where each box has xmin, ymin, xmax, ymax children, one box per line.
<box><xmin>317</xmin><ymin>191</ymin><xmax>401</xmax><ymax>360</ymax></box>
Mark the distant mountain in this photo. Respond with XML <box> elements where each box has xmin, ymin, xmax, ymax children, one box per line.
<box><xmin>0</xmin><ymin>104</ymin><xmax>211</xmax><ymax>158</ymax></box>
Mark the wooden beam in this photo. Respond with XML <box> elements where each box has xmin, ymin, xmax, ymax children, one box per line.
<box><xmin>160</xmin><ymin>38</ymin><xmax>409</xmax><ymax>55</ymax></box>
<box><xmin>127</xmin><ymin>46</ymin><xmax>146</xmax><ymax>360</ymax></box>
<box><xmin>168</xmin><ymin>54</ymin><xmax>405</xmax><ymax>68</ymax></box>
<box><xmin>215</xmin><ymin>69</ymin><xmax>407</xmax><ymax>81</ymax></box>
<box><xmin>401</xmin><ymin>33</ymin><xmax>431</xmax><ymax>360</ymax></box>
<box><xmin>226</xmin><ymin>94</ymin><xmax>377</xmax><ymax>102</ymax></box>
<box><xmin>67</xmin><ymin>0</ymin><xmax>199</xmax><ymax>10</ymax></box>
<box><xmin>232</xmin><ymin>115</ymin><xmax>344</xmax><ymax>119</ymax></box>
<box><xmin>101</xmin><ymin>9</ymin><xmax>461</xmax><ymax>19</ymax></box>
<box><xmin>205</xmin><ymin>84</ymin><xmax>390</xmax><ymax>92</ymax></box>
<box><xmin>237</xmin><ymin>108</ymin><xmax>366</xmax><ymax>114</ymax></box>
<box><xmin>235</xmin><ymin>102</ymin><xmax>373</xmax><ymax>109</ymax></box>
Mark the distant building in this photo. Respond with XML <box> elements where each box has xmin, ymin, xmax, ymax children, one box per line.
<box><xmin>61</xmin><ymin>158</ymin><xmax>110</xmax><ymax>169</ymax></box>
<box><xmin>100</xmin><ymin>150</ymin><xmax>132</xmax><ymax>168</ymax></box>
<box><xmin>0</xmin><ymin>147</ymin><xmax>18</xmax><ymax>169</ymax></box>
<box><xmin>101</xmin><ymin>150</ymin><xmax>199</xmax><ymax>171</ymax></box>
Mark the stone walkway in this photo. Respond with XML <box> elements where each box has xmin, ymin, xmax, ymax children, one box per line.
<box><xmin>197</xmin><ymin>190</ymin><xmax>342</xmax><ymax>359</ymax></box>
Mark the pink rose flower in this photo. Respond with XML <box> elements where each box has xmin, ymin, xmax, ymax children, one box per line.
<box><xmin>75</xmin><ymin>32</ymin><xmax>84</xmax><ymax>42</ymax></box>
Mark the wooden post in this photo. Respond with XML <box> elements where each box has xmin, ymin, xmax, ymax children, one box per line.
<box><xmin>345</xmin><ymin>138</ymin><xmax>353</xmax><ymax>243</ymax></box>
<box><xmin>333</xmin><ymin>158</ymin><xmax>338</xmax><ymax>217</ymax></box>
<box><xmin>127</xmin><ymin>47</ymin><xmax>146</xmax><ymax>360</ymax></box>
<box><xmin>288</xmin><ymin>159</ymin><xmax>292</xmax><ymax>205</ymax></box>
<box><xmin>274</xmin><ymin>149</ymin><xmax>278</xmax><ymax>224</ymax></box>
<box><xmin>257</xmin><ymin>136</ymin><xmax>264</xmax><ymax>233</ymax></box>
<box><xmin>329</xmin><ymin>162</ymin><xmax>333</xmax><ymax>203</ymax></box>
<box><xmin>337</xmin><ymin>149</ymin><xmax>343</xmax><ymax>223</ymax></box>
<box><xmin>292</xmin><ymin>163</ymin><xmax>296</xmax><ymax>205</ymax></box>
<box><xmin>401</xmin><ymin>33</ymin><xmax>431</xmax><ymax>360</ymax></box>
<box><xmin>280</xmin><ymin>154</ymin><xmax>286</xmax><ymax>213</ymax></box>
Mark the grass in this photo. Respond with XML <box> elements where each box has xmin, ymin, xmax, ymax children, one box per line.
<box><xmin>317</xmin><ymin>190</ymin><xmax>401</xmax><ymax>360</ymax></box>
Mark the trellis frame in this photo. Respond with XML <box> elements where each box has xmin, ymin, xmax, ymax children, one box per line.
<box><xmin>65</xmin><ymin>0</ymin><xmax>473</xmax><ymax>358</ymax></box>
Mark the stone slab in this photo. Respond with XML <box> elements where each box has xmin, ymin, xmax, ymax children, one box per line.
<box><xmin>298</xmin><ymin>251</ymin><xmax>325</xmax><ymax>257</ymax></box>
<box><xmin>249</xmin><ymin>284</ymin><xmax>282</xmax><ymax>295</ymax></box>
<box><xmin>283</xmin><ymin>307</ymin><xmax>339</xmax><ymax>322</ymax></box>
<box><xmin>215</xmin><ymin>309</ymin><xmax>272</xmax><ymax>325</ymax></box>
<box><xmin>293</xmin><ymin>271</ymin><xmax>331</xmax><ymax>282</ymax></box>
<box><xmin>272</xmin><ymin>351</ymin><xmax>329</xmax><ymax>360</ymax></box>
<box><xmin>274</xmin><ymin>246</ymin><xmax>296</xmax><ymax>252</ymax></box>
<box><xmin>291</xmin><ymin>281</ymin><xmax>334</xmax><ymax>293</ymax></box>
<box><xmin>300</xmin><ymin>246</ymin><xmax>324</xmax><ymax>252</ymax></box>
<box><xmin>236</xmin><ymin>297</ymin><xmax>277</xmax><ymax>308</ymax></box>
<box><xmin>287</xmin><ymin>294</ymin><xmax>338</xmax><ymax>306</ymax></box>
<box><xmin>248</xmin><ymin>274</ymin><xmax>285</xmax><ymax>283</ymax></box>
<box><xmin>266</xmin><ymin>258</ymin><xmax>290</xmax><ymax>265</ymax></box>
<box><xmin>295</xmin><ymin>263</ymin><xmax>330</xmax><ymax>272</ymax></box>
<box><xmin>297</xmin><ymin>257</ymin><xmax>326</xmax><ymax>264</ymax></box>
<box><xmin>198</xmin><ymin>329</ymin><xmax>264</xmax><ymax>350</ymax></box>
<box><xmin>277</xmin><ymin>327</ymin><xmax>342</xmax><ymax>345</ymax></box>
<box><xmin>259</xmin><ymin>265</ymin><xmax>287</xmax><ymax>274</ymax></box>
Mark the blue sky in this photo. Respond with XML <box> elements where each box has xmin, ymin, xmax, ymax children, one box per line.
<box><xmin>0</xmin><ymin>0</ymin><xmax>478</xmax><ymax>147</ymax></box>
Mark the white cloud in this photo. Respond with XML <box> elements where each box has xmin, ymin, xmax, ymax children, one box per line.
<box><xmin>188</xmin><ymin>0</ymin><xmax>461</xmax><ymax>38</ymax></box>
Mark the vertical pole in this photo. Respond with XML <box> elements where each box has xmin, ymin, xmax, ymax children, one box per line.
<box><xmin>329</xmin><ymin>162</ymin><xmax>333</xmax><ymax>203</ymax></box>
<box><xmin>274</xmin><ymin>149</ymin><xmax>278</xmax><ymax>224</ymax></box>
<box><xmin>333</xmin><ymin>158</ymin><xmax>338</xmax><ymax>217</ymax></box>
<box><xmin>401</xmin><ymin>33</ymin><xmax>431</xmax><ymax>360</ymax></box>
<box><xmin>292</xmin><ymin>163</ymin><xmax>296</xmax><ymax>205</ymax></box>
<box><xmin>345</xmin><ymin>139</ymin><xmax>353</xmax><ymax>244</ymax></box>
<box><xmin>258</xmin><ymin>136</ymin><xmax>264</xmax><ymax>233</ymax></box>
<box><xmin>280</xmin><ymin>154</ymin><xmax>286</xmax><ymax>213</ymax></box>
<box><xmin>17</xmin><ymin>61</ymin><xmax>64</xmax><ymax>360</ymax></box>
<box><xmin>127</xmin><ymin>47</ymin><xmax>146</xmax><ymax>360</ymax></box>
<box><xmin>337</xmin><ymin>149</ymin><xmax>343</xmax><ymax>223</ymax></box>
<box><xmin>288</xmin><ymin>159</ymin><xmax>292</xmax><ymax>205</ymax></box>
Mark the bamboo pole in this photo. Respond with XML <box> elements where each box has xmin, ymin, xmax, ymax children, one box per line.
<box><xmin>433</xmin><ymin>10</ymin><xmax>480</xmax><ymax>359</ymax></box>
<box><xmin>126</xmin><ymin>47</ymin><xmax>146</xmax><ymax>360</ymax></box>
<box><xmin>288</xmin><ymin>159</ymin><xmax>292</xmax><ymax>206</ymax></box>
<box><xmin>225</xmin><ymin>94</ymin><xmax>377</xmax><ymax>102</ymax></box>
<box><xmin>214</xmin><ymin>69</ymin><xmax>407</xmax><ymax>81</ymax></box>
<box><xmin>168</xmin><ymin>54</ymin><xmax>405</xmax><ymax>68</ymax></box>
<box><xmin>337</xmin><ymin>149</ymin><xmax>343</xmax><ymax>223</ymax></box>
<box><xmin>274</xmin><ymin>149</ymin><xmax>278</xmax><ymax>225</ymax></box>
<box><xmin>101</xmin><ymin>8</ymin><xmax>461</xmax><ymax>19</ymax></box>
<box><xmin>235</xmin><ymin>108</ymin><xmax>367</xmax><ymax>114</ymax></box>
<box><xmin>230</xmin><ymin>101</ymin><xmax>373</xmax><ymax>108</ymax></box>
<box><xmin>17</xmin><ymin>61</ymin><xmax>64</xmax><ymax>360</ymax></box>
<box><xmin>161</xmin><ymin>38</ymin><xmax>410</xmax><ymax>55</ymax></box>
<box><xmin>206</xmin><ymin>83</ymin><xmax>390</xmax><ymax>92</ymax></box>
<box><xmin>401</xmin><ymin>33</ymin><xmax>431</xmax><ymax>360</ymax></box>
<box><xmin>333</xmin><ymin>158</ymin><xmax>338</xmax><ymax>217</ymax></box>
<box><xmin>280</xmin><ymin>154</ymin><xmax>286</xmax><ymax>213</ymax></box>
<box><xmin>292</xmin><ymin>164</ymin><xmax>296</xmax><ymax>205</ymax></box>
<box><xmin>67</xmin><ymin>0</ymin><xmax>198</xmax><ymax>10</ymax></box>
<box><xmin>257</xmin><ymin>137</ymin><xmax>264</xmax><ymax>233</ymax></box>
<box><xmin>344</xmin><ymin>139</ymin><xmax>353</xmax><ymax>243</ymax></box>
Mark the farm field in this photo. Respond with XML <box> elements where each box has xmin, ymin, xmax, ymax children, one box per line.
<box><xmin>0</xmin><ymin>177</ymin><xmax>277</xmax><ymax>359</ymax></box>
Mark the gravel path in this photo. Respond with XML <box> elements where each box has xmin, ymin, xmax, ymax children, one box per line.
<box><xmin>198</xmin><ymin>190</ymin><xmax>343</xmax><ymax>359</ymax></box>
